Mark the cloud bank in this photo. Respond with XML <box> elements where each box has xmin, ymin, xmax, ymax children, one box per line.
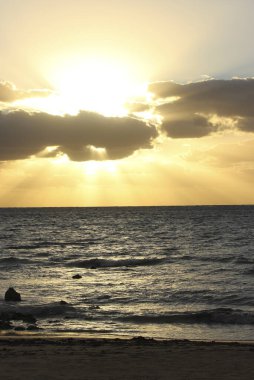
<box><xmin>0</xmin><ymin>110</ymin><xmax>157</xmax><ymax>161</ymax></box>
<box><xmin>1</xmin><ymin>78</ymin><xmax>254</xmax><ymax>163</ymax></box>
<box><xmin>0</xmin><ymin>81</ymin><xmax>52</xmax><ymax>102</ymax></box>
<box><xmin>148</xmin><ymin>78</ymin><xmax>254</xmax><ymax>138</ymax></box>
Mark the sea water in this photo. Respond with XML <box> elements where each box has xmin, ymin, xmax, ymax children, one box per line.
<box><xmin>0</xmin><ymin>206</ymin><xmax>254</xmax><ymax>341</ymax></box>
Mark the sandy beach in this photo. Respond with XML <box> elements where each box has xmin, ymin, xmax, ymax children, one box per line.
<box><xmin>0</xmin><ymin>336</ymin><xmax>253</xmax><ymax>380</ymax></box>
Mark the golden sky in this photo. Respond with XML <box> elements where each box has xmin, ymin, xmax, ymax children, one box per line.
<box><xmin>1</xmin><ymin>0</ymin><xmax>254</xmax><ymax>206</ymax></box>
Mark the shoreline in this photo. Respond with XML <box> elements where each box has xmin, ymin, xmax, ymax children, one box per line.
<box><xmin>0</xmin><ymin>334</ymin><xmax>254</xmax><ymax>380</ymax></box>
<box><xmin>1</xmin><ymin>331</ymin><xmax>254</xmax><ymax>345</ymax></box>
<box><xmin>1</xmin><ymin>329</ymin><xmax>254</xmax><ymax>345</ymax></box>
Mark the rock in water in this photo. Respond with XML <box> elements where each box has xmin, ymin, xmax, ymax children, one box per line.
<box><xmin>59</xmin><ymin>300</ymin><xmax>68</xmax><ymax>305</ymax></box>
<box><xmin>4</xmin><ymin>287</ymin><xmax>21</xmax><ymax>302</ymax></box>
<box><xmin>0</xmin><ymin>321</ymin><xmax>12</xmax><ymax>330</ymax></box>
<box><xmin>72</xmin><ymin>274</ymin><xmax>82</xmax><ymax>279</ymax></box>
<box><xmin>26</xmin><ymin>325</ymin><xmax>40</xmax><ymax>331</ymax></box>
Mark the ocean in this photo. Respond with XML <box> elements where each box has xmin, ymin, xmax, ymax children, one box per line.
<box><xmin>0</xmin><ymin>206</ymin><xmax>254</xmax><ymax>341</ymax></box>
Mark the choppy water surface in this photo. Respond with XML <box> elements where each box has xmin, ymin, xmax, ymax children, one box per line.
<box><xmin>0</xmin><ymin>206</ymin><xmax>254</xmax><ymax>340</ymax></box>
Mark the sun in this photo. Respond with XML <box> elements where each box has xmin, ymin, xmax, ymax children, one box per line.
<box><xmin>43</xmin><ymin>56</ymin><xmax>147</xmax><ymax>116</ymax></box>
<box><xmin>12</xmin><ymin>56</ymin><xmax>149</xmax><ymax>118</ymax></box>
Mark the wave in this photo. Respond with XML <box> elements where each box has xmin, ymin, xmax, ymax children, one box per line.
<box><xmin>0</xmin><ymin>257</ymin><xmax>32</xmax><ymax>265</ymax></box>
<box><xmin>66</xmin><ymin>257</ymin><xmax>166</xmax><ymax>268</ymax></box>
<box><xmin>178</xmin><ymin>254</ymin><xmax>254</xmax><ymax>265</ymax></box>
<box><xmin>236</xmin><ymin>256</ymin><xmax>254</xmax><ymax>265</ymax></box>
<box><xmin>244</xmin><ymin>267</ymin><xmax>254</xmax><ymax>275</ymax></box>
<box><xmin>1</xmin><ymin>302</ymin><xmax>75</xmax><ymax>318</ymax></box>
<box><xmin>6</xmin><ymin>244</ymin><xmax>41</xmax><ymax>250</ymax></box>
<box><xmin>6</xmin><ymin>239</ymin><xmax>101</xmax><ymax>251</ymax></box>
<box><xmin>7</xmin><ymin>242</ymin><xmax>65</xmax><ymax>250</ymax></box>
<box><xmin>120</xmin><ymin>308</ymin><xmax>254</xmax><ymax>325</ymax></box>
<box><xmin>177</xmin><ymin>255</ymin><xmax>234</xmax><ymax>263</ymax></box>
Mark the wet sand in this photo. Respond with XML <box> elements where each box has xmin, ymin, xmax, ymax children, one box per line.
<box><xmin>0</xmin><ymin>336</ymin><xmax>254</xmax><ymax>380</ymax></box>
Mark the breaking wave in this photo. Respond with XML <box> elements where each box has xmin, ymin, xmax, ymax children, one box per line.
<box><xmin>0</xmin><ymin>257</ymin><xmax>32</xmax><ymax>265</ymax></box>
<box><xmin>1</xmin><ymin>302</ymin><xmax>75</xmax><ymax>318</ymax></box>
<box><xmin>66</xmin><ymin>257</ymin><xmax>166</xmax><ymax>268</ymax></box>
<box><xmin>120</xmin><ymin>308</ymin><xmax>254</xmax><ymax>325</ymax></box>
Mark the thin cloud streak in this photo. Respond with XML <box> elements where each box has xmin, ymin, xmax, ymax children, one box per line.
<box><xmin>0</xmin><ymin>81</ymin><xmax>52</xmax><ymax>102</ymax></box>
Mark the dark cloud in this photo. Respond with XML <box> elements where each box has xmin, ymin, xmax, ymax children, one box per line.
<box><xmin>0</xmin><ymin>110</ymin><xmax>157</xmax><ymax>161</ymax></box>
<box><xmin>0</xmin><ymin>81</ymin><xmax>52</xmax><ymax>102</ymax></box>
<box><xmin>162</xmin><ymin>115</ymin><xmax>214</xmax><ymax>139</ymax></box>
<box><xmin>149</xmin><ymin>78</ymin><xmax>254</xmax><ymax>138</ymax></box>
<box><xmin>237</xmin><ymin>117</ymin><xmax>254</xmax><ymax>133</ymax></box>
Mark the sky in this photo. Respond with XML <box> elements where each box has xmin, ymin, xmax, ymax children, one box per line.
<box><xmin>1</xmin><ymin>0</ymin><xmax>254</xmax><ymax>206</ymax></box>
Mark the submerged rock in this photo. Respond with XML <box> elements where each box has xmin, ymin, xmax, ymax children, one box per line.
<box><xmin>14</xmin><ymin>326</ymin><xmax>26</xmax><ymax>331</ymax></box>
<box><xmin>96</xmin><ymin>295</ymin><xmax>111</xmax><ymax>300</ymax></box>
<box><xmin>59</xmin><ymin>300</ymin><xmax>68</xmax><ymax>305</ymax></box>
<box><xmin>1</xmin><ymin>311</ymin><xmax>36</xmax><ymax>323</ymax></box>
<box><xmin>21</xmin><ymin>314</ymin><xmax>37</xmax><ymax>324</ymax></box>
<box><xmin>0</xmin><ymin>310</ymin><xmax>38</xmax><ymax>331</ymax></box>
<box><xmin>0</xmin><ymin>320</ymin><xmax>12</xmax><ymax>330</ymax></box>
<box><xmin>4</xmin><ymin>287</ymin><xmax>21</xmax><ymax>302</ymax></box>
<box><xmin>131</xmin><ymin>336</ymin><xmax>156</xmax><ymax>344</ymax></box>
<box><xmin>26</xmin><ymin>324</ymin><xmax>40</xmax><ymax>331</ymax></box>
<box><xmin>72</xmin><ymin>274</ymin><xmax>82</xmax><ymax>279</ymax></box>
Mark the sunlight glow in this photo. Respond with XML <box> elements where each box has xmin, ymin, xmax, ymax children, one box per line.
<box><xmin>84</xmin><ymin>160</ymin><xmax>119</xmax><ymax>176</ymax></box>
<box><xmin>44</xmin><ymin>57</ymin><xmax>148</xmax><ymax>116</ymax></box>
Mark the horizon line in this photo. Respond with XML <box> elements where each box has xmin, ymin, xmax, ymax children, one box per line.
<box><xmin>0</xmin><ymin>204</ymin><xmax>253</xmax><ymax>209</ymax></box>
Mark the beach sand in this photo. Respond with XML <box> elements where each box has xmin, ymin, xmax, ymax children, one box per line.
<box><xmin>0</xmin><ymin>336</ymin><xmax>253</xmax><ymax>380</ymax></box>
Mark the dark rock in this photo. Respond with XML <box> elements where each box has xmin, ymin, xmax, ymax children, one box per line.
<box><xmin>26</xmin><ymin>324</ymin><xmax>40</xmax><ymax>331</ymax></box>
<box><xmin>22</xmin><ymin>314</ymin><xmax>37</xmax><ymax>324</ymax></box>
<box><xmin>4</xmin><ymin>287</ymin><xmax>21</xmax><ymax>302</ymax></box>
<box><xmin>131</xmin><ymin>336</ymin><xmax>155</xmax><ymax>345</ymax></box>
<box><xmin>90</xmin><ymin>266</ymin><xmax>97</xmax><ymax>269</ymax></box>
<box><xmin>0</xmin><ymin>312</ymin><xmax>10</xmax><ymax>321</ymax></box>
<box><xmin>59</xmin><ymin>300</ymin><xmax>68</xmax><ymax>305</ymax></box>
<box><xmin>0</xmin><ymin>320</ymin><xmax>12</xmax><ymax>330</ymax></box>
<box><xmin>97</xmin><ymin>295</ymin><xmax>111</xmax><ymax>300</ymax></box>
<box><xmin>72</xmin><ymin>274</ymin><xmax>82</xmax><ymax>279</ymax></box>
<box><xmin>10</xmin><ymin>312</ymin><xmax>36</xmax><ymax>324</ymax></box>
<box><xmin>12</xmin><ymin>313</ymin><xmax>21</xmax><ymax>321</ymax></box>
<box><xmin>14</xmin><ymin>326</ymin><xmax>26</xmax><ymax>331</ymax></box>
